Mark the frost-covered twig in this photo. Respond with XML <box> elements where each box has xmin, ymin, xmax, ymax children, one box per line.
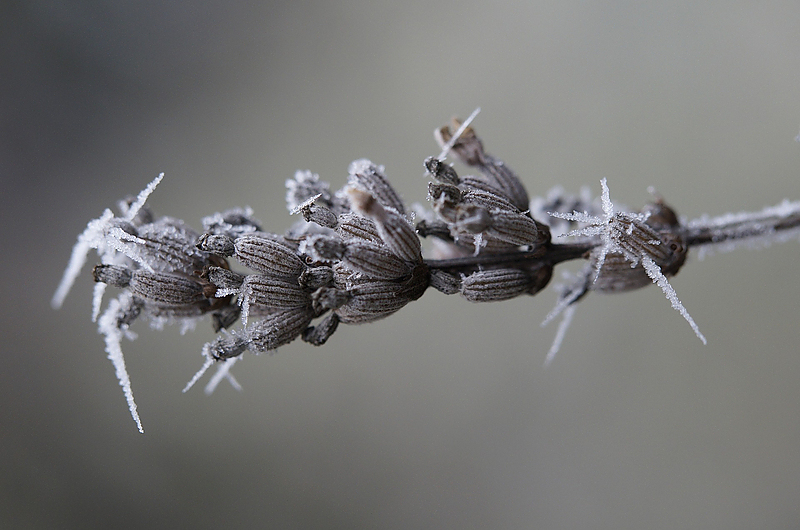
<box><xmin>53</xmin><ymin>111</ymin><xmax>799</xmax><ymax>432</ymax></box>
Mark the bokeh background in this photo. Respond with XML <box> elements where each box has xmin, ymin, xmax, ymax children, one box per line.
<box><xmin>3</xmin><ymin>1</ymin><xmax>800</xmax><ymax>528</ymax></box>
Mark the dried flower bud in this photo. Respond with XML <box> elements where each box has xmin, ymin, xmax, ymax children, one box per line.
<box><xmin>340</xmin><ymin>240</ymin><xmax>413</xmax><ymax>280</ymax></box>
<box><xmin>302</xmin><ymin>313</ymin><xmax>340</xmax><ymax>346</ymax></box>
<box><xmin>461</xmin><ymin>189</ymin><xmax>519</xmax><ymax>213</ymax></box>
<box><xmin>285</xmin><ymin>170</ymin><xmax>333</xmax><ymax>212</ymax></box>
<box><xmin>203</xmin><ymin>266</ymin><xmax>245</xmax><ymax>292</ymax></box>
<box><xmin>347</xmin><ymin>187</ymin><xmax>422</xmax><ymax>263</ymax></box>
<box><xmin>290</xmin><ymin>194</ymin><xmax>339</xmax><ymax>229</ymax></box>
<box><xmin>298</xmin><ymin>266</ymin><xmax>334</xmax><ymax>290</ymax></box>
<box><xmin>206</xmin><ymin>333</ymin><xmax>249</xmax><ymax>360</ymax></box>
<box><xmin>428</xmin><ymin>269</ymin><xmax>462</xmax><ymax>294</ymax></box>
<box><xmin>119</xmin><ymin>218</ymin><xmax>213</xmax><ymax>274</ymax></box>
<box><xmin>485</xmin><ymin>209</ymin><xmax>549</xmax><ymax>247</ymax></box>
<box><xmin>232</xmin><ymin>234</ymin><xmax>306</xmax><ymax>278</ymax></box>
<box><xmin>435</xmin><ymin>118</ymin><xmax>529</xmax><ymax>211</ymax></box>
<box><xmin>347</xmin><ymin>159</ymin><xmax>406</xmax><ymax>215</ymax></box>
<box><xmin>424</xmin><ymin>156</ymin><xmax>460</xmax><ymax>186</ymax></box>
<box><xmin>311</xmin><ymin>286</ymin><xmax>351</xmax><ymax>313</ymax></box>
<box><xmin>336</xmin><ymin>212</ymin><xmax>383</xmax><ymax>244</ymax></box>
<box><xmin>304</xmin><ymin>234</ymin><xmax>347</xmax><ymax>262</ymax></box>
<box><xmin>196</xmin><ymin>233</ymin><xmax>236</xmax><ymax>257</ymax></box>
<box><xmin>245</xmin><ymin>306</ymin><xmax>315</xmax><ymax>353</ymax></box>
<box><xmin>240</xmin><ymin>275</ymin><xmax>310</xmax><ymax>310</ymax></box>
<box><xmin>460</xmin><ymin>268</ymin><xmax>538</xmax><ymax>302</ymax></box>
<box><xmin>201</xmin><ymin>208</ymin><xmax>261</xmax><ymax>237</ymax></box>
<box><xmin>334</xmin><ymin>280</ymin><xmax>416</xmax><ymax>324</ymax></box>
<box><xmin>93</xmin><ymin>264</ymin><xmax>132</xmax><ymax>287</ymax></box>
<box><xmin>97</xmin><ymin>267</ymin><xmax>207</xmax><ymax>306</ymax></box>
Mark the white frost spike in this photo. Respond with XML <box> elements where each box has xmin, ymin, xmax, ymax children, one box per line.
<box><xmin>51</xmin><ymin>209</ymin><xmax>115</xmax><ymax>309</ymax></box>
<box><xmin>183</xmin><ymin>354</ymin><xmax>214</xmax><ymax>393</ymax></box>
<box><xmin>52</xmin><ymin>175</ymin><xmax>164</xmax><ymax>310</ymax></box>
<box><xmin>122</xmin><ymin>173</ymin><xmax>163</xmax><ymax>222</ymax></box>
<box><xmin>544</xmin><ymin>304</ymin><xmax>576</xmax><ymax>366</ymax></box>
<box><xmin>91</xmin><ymin>282</ymin><xmax>107</xmax><ymax>322</ymax></box>
<box><xmin>642</xmin><ymin>256</ymin><xmax>707</xmax><ymax>344</ymax></box>
<box><xmin>97</xmin><ymin>293</ymin><xmax>144</xmax><ymax>433</ymax></box>
<box><xmin>437</xmin><ymin>107</ymin><xmax>481</xmax><ymax>161</ymax></box>
<box><xmin>204</xmin><ymin>357</ymin><xmax>242</xmax><ymax>395</ymax></box>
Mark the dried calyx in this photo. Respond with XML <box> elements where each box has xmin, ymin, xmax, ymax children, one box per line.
<box><xmin>53</xmin><ymin>111</ymin><xmax>800</xmax><ymax>432</ymax></box>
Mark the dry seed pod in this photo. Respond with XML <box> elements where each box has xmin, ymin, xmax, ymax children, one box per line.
<box><xmin>203</xmin><ymin>266</ymin><xmax>245</xmax><ymax>292</ymax></box>
<box><xmin>460</xmin><ymin>268</ymin><xmax>537</xmax><ymax>302</ymax></box>
<box><xmin>121</xmin><ymin>218</ymin><xmax>213</xmax><ymax>274</ymax></box>
<box><xmin>301</xmin><ymin>313</ymin><xmax>340</xmax><ymax>346</ymax></box>
<box><xmin>294</xmin><ymin>200</ymin><xmax>338</xmax><ymax>229</ymax></box>
<box><xmin>336</xmin><ymin>212</ymin><xmax>383</xmax><ymax>244</ymax></box>
<box><xmin>94</xmin><ymin>264</ymin><xmax>206</xmax><ymax>305</ymax></box>
<box><xmin>347</xmin><ymin>187</ymin><xmax>422</xmax><ymax>264</ymax></box>
<box><xmin>592</xmin><ymin>232</ymin><xmax>687</xmax><ymax>293</ymax></box>
<box><xmin>428</xmin><ymin>269</ymin><xmax>462</xmax><ymax>295</ymax></box>
<box><xmin>485</xmin><ymin>209</ymin><xmax>549</xmax><ymax>247</ymax></box>
<box><xmin>347</xmin><ymin>159</ymin><xmax>406</xmax><ymax>215</ymax></box>
<box><xmin>304</xmin><ymin>234</ymin><xmax>347</xmax><ymax>263</ymax></box>
<box><xmin>196</xmin><ymin>233</ymin><xmax>236</xmax><ymax>257</ymax></box>
<box><xmin>298</xmin><ymin>266</ymin><xmax>334</xmax><ymax>290</ymax></box>
<box><xmin>239</xmin><ymin>275</ymin><xmax>310</xmax><ymax>310</ymax></box>
<box><xmin>424</xmin><ymin>156</ymin><xmax>460</xmax><ymax>186</ymax></box>
<box><xmin>245</xmin><ymin>306</ymin><xmax>315</xmax><ymax>353</ymax></box>
<box><xmin>340</xmin><ymin>240</ymin><xmax>413</xmax><ymax>280</ymax></box>
<box><xmin>334</xmin><ymin>280</ymin><xmax>415</xmax><ymax>324</ymax></box>
<box><xmin>435</xmin><ymin>118</ymin><xmax>529</xmax><ymax>211</ymax></box>
<box><xmin>232</xmin><ymin>234</ymin><xmax>306</xmax><ymax>277</ymax></box>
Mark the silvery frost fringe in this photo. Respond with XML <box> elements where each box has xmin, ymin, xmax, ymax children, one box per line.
<box><xmin>53</xmin><ymin>109</ymin><xmax>800</xmax><ymax>433</ymax></box>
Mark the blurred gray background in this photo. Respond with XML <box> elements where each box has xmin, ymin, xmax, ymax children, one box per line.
<box><xmin>2</xmin><ymin>1</ymin><xmax>800</xmax><ymax>528</ymax></box>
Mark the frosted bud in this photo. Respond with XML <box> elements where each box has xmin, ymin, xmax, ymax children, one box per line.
<box><xmin>302</xmin><ymin>313</ymin><xmax>340</xmax><ymax>346</ymax></box>
<box><xmin>336</xmin><ymin>212</ymin><xmax>383</xmax><ymax>244</ymax></box>
<box><xmin>201</xmin><ymin>208</ymin><xmax>261</xmax><ymax>237</ymax></box>
<box><xmin>196</xmin><ymin>233</ymin><xmax>235</xmax><ymax>257</ymax></box>
<box><xmin>347</xmin><ymin>159</ymin><xmax>406</xmax><ymax>215</ymax></box>
<box><xmin>347</xmin><ymin>187</ymin><xmax>422</xmax><ymax>263</ymax></box>
<box><xmin>311</xmin><ymin>286</ymin><xmax>351</xmax><ymax>313</ymax></box>
<box><xmin>293</xmin><ymin>199</ymin><xmax>338</xmax><ymax>229</ymax></box>
<box><xmin>486</xmin><ymin>209</ymin><xmax>549</xmax><ymax>247</ymax></box>
<box><xmin>244</xmin><ymin>306</ymin><xmax>315</xmax><ymax>353</ymax></box>
<box><xmin>96</xmin><ymin>266</ymin><xmax>206</xmax><ymax>305</ymax></box>
<box><xmin>461</xmin><ymin>189</ymin><xmax>519</xmax><ymax>213</ymax></box>
<box><xmin>206</xmin><ymin>333</ymin><xmax>249</xmax><ymax>360</ymax></box>
<box><xmin>305</xmin><ymin>234</ymin><xmax>347</xmax><ymax>262</ymax></box>
<box><xmin>240</xmin><ymin>275</ymin><xmax>309</xmax><ymax>308</ymax></box>
<box><xmin>203</xmin><ymin>266</ymin><xmax>245</xmax><ymax>292</ymax></box>
<box><xmin>460</xmin><ymin>268</ymin><xmax>537</xmax><ymax>302</ymax></box>
<box><xmin>340</xmin><ymin>240</ymin><xmax>412</xmax><ymax>280</ymax></box>
<box><xmin>285</xmin><ymin>170</ymin><xmax>332</xmax><ymax>213</ymax></box>
<box><xmin>424</xmin><ymin>156</ymin><xmax>460</xmax><ymax>186</ymax></box>
<box><xmin>334</xmin><ymin>280</ymin><xmax>416</xmax><ymax>324</ymax></box>
<box><xmin>232</xmin><ymin>234</ymin><xmax>306</xmax><ymax>277</ymax></box>
<box><xmin>298</xmin><ymin>266</ymin><xmax>334</xmax><ymax>290</ymax></box>
<box><xmin>435</xmin><ymin>118</ymin><xmax>529</xmax><ymax>211</ymax></box>
<box><xmin>93</xmin><ymin>264</ymin><xmax>132</xmax><ymax>287</ymax></box>
<box><xmin>428</xmin><ymin>269</ymin><xmax>462</xmax><ymax>294</ymax></box>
